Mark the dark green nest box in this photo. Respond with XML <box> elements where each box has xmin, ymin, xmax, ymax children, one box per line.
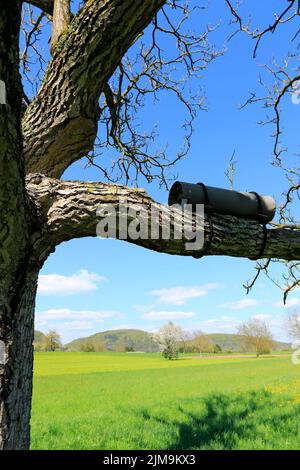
<box><xmin>168</xmin><ymin>181</ymin><xmax>276</xmax><ymax>223</ymax></box>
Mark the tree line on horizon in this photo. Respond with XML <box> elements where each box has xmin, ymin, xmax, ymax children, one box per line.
<box><xmin>33</xmin><ymin>312</ymin><xmax>300</xmax><ymax>358</ymax></box>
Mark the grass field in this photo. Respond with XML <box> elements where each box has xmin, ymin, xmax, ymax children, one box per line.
<box><xmin>31</xmin><ymin>352</ymin><xmax>300</xmax><ymax>450</ymax></box>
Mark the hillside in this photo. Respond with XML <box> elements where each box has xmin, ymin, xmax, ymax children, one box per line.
<box><xmin>66</xmin><ymin>329</ymin><xmax>160</xmax><ymax>352</ymax></box>
<box><xmin>206</xmin><ymin>333</ymin><xmax>291</xmax><ymax>352</ymax></box>
<box><xmin>66</xmin><ymin>329</ymin><xmax>291</xmax><ymax>353</ymax></box>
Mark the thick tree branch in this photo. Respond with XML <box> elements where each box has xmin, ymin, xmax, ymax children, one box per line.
<box><xmin>25</xmin><ymin>0</ymin><xmax>54</xmax><ymax>16</ymax></box>
<box><xmin>26</xmin><ymin>0</ymin><xmax>54</xmax><ymax>16</ymax></box>
<box><xmin>23</xmin><ymin>0</ymin><xmax>166</xmax><ymax>178</ymax></box>
<box><xmin>26</xmin><ymin>174</ymin><xmax>300</xmax><ymax>262</ymax></box>
<box><xmin>50</xmin><ymin>0</ymin><xmax>71</xmax><ymax>55</ymax></box>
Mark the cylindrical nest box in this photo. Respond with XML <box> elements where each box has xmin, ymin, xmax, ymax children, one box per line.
<box><xmin>168</xmin><ymin>181</ymin><xmax>276</xmax><ymax>223</ymax></box>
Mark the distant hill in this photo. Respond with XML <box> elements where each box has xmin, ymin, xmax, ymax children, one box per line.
<box><xmin>206</xmin><ymin>333</ymin><xmax>291</xmax><ymax>352</ymax></box>
<box><xmin>34</xmin><ymin>330</ymin><xmax>46</xmax><ymax>343</ymax></box>
<box><xmin>65</xmin><ymin>329</ymin><xmax>291</xmax><ymax>353</ymax></box>
<box><xmin>66</xmin><ymin>329</ymin><xmax>160</xmax><ymax>352</ymax></box>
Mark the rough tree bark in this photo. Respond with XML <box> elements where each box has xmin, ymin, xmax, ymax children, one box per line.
<box><xmin>0</xmin><ymin>1</ymin><xmax>41</xmax><ymax>450</ymax></box>
<box><xmin>50</xmin><ymin>0</ymin><xmax>71</xmax><ymax>54</ymax></box>
<box><xmin>28</xmin><ymin>0</ymin><xmax>54</xmax><ymax>16</ymax></box>
<box><xmin>1</xmin><ymin>0</ymin><xmax>300</xmax><ymax>450</ymax></box>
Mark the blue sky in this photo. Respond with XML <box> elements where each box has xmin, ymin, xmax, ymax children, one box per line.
<box><xmin>23</xmin><ymin>1</ymin><xmax>300</xmax><ymax>343</ymax></box>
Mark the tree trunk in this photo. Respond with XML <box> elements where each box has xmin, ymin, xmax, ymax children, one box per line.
<box><xmin>0</xmin><ymin>0</ymin><xmax>37</xmax><ymax>450</ymax></box>
<box><xmin>0</xmin><ymin>269</ymin><xmax>38</xmax><ymax>450</ymax></box>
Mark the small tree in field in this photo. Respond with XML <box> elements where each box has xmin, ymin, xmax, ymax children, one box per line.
<box><xmin>178</xmin><ymin>330</ymin><xmax>192</xmax><ymax>354</ymax></box>
<box><xmin>44</xmin><ymin>330</ymin><xmax>62</xmax><ymax>352</ymax></box>
<box><xmin>192</xmin><ymin>330</ymin><xmax>213</xmax><ymax>355</ymax></box>
<box><xmin>213</xmin><ymin>344</ymin><xmax>222</xmax><ymax>354</ymax></box>
<box><xmin>80</xmin><ymin>342</ymin><xmax>95</xmax><ymax>352</ymax></box>
<box><xmin>237</xmin><ymin>319</ymin><xmax>274</xmax><ymax>357</ymax></box>
<box><xmin>285</xmin><ymin>311</ymin><xmax>300</xmax><ymax>340</ymax></box>
<box><xmin>155</xmin><ymin>322</ymin><xmax>184</xmax><ymax>360</ymax></box>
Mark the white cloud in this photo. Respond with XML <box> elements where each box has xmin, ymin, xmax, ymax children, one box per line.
<box><xmin>251</xmin><ymin>314</ymin><xmax>271</xmax><ymax>321</ymax></box>
<box><xmin>35</xmin><ymin>309</ymin><xmax>123</xmax><ymax>343</ymax></box>
<box><xmin>36</xmin><ymin>308</ymin><xmax>120</xmax><ymax>321</ymax></box>
<box><xmin>149</xmin><ymin>283</ymin><xmax>222</xmax><ymax>306</ymax></box>
<box><xmin>274</xmin><ymin>298</ymin><xmax>300</xmax><ymax>308</ymax></box>
<box><xmin>132</xmin><ymin>303</ymin><xmax>157</xmax><ymax>313</ymax></box>
<box><xmin>38</xmin><ymin>270</ymin><xmax>106</xmax><ymax>296</ymax></box>
<box><xmin>196</xmin><ymin>316</ymin><xmax>240</xmax><ymax>333</ymax></box>
<box><xmin>220</xmin><ymin>298</ymin><xmax>258</xmax><ymax>310</ymax></box>
<box><xmin>59</xmin><ymin>321</ymin><xmax>94</xmax><ymax>331</ymax></box>
<box><xmin>142</xmin><ymin>311</ymin><xmax>196</xmax><ymax>321</ymax></box>
<box><xmin>111</xmin><ymin>323</ymin><xmax>146</xmax><ymax>330</ymax></box>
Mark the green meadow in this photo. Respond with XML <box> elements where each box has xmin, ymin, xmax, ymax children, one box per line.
<box><xmin>31</xmin><ymin>352</ymin><xmax>300</xmax><ymax>450</ymax></box>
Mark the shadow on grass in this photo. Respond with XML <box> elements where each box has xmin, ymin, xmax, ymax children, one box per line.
<box><xmin>138</xmin><ymin>390</ymin><xmax>300</xmax><ymax>449</ymax></box>
<box><xmin>171</xmin><ymin>391</ymin><xmax>260</xmax><ymax>449</ymax></box>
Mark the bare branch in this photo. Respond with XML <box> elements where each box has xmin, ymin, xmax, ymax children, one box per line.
<box><xmin>21</xmin><ymin>5</ymin><xmax>50</xmax><ymax>95</ymax></box>
<box><xmin>225</xmin><ymin>150</ymin><xmax>237</xmax><ymax>190</ymax></box>
<box><xmin>252</xmin><ymin>1</ymin><xmax>298</xmax><ymax>58</ymax></box>
<box><xmin>88</xmin><ymin>2</ymin><xmax>221</xmax><ymax>187</ymax></box>
<box><xmin>23</xmin><ymin>0</ymin><xmax>168</xmax><ymax>178</ymax></box>
<box><xmin>225</xmin><ymin>0</ymin><xmax>300</xmax><ymax>57</ymax></box>
<box><xmin>243</xmin><ymin>258</ymin><xmax>272</xmax><ymax>295</ymax></box>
